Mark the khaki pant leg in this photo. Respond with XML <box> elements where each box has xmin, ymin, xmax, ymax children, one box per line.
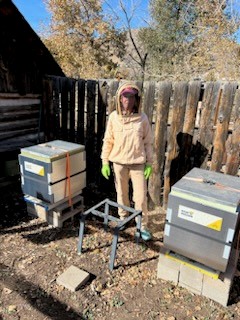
<box><xmin>113</xmin><ymin>163</ymin><xmax>130</xmax><ymax>219</ymax></box>
<box><xmin>129</xmin><ymin>164</ymin><xmax>148</xmax><ymax>229</ymax></box>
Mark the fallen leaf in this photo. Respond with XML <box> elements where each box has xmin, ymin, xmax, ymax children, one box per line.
<box><xmin>7</xmin><ymin>305</ymin><xmax>17</xmax><ymax>313</ymax></box>
<box><xmin>3</xmin><ymin>287</ymin><xmax>13</xmax><ymax>295</ymax></box>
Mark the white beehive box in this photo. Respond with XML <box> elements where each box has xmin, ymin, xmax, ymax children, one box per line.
<box><xmin>164</xmin><ymin>168</ymin><xmax>240</xmax><ymax>272</ymax></box>
<box><xmin>19</xmin><ymin>140</ymin><xmax>86</xmax><ymax>203</ymax></box>
<box><xmin>19</xmin><ymin>140</ymin><xmax>86</xmax><ymax>183</ymax></box>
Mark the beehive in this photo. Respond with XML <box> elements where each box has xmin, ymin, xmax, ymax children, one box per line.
<box><xmin>164</xmin><ymin>168</ymin><xmax>240</xmax><ymax>272</ymax></box>
<box><xmin>19</xmin><ymin>140</ymin><xmax>86</xmax><ymax>203</ymax></box>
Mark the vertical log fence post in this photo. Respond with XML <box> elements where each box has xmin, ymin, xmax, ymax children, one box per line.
<box><xmin>148</xmin><ymin>81</ymin><xmax>172</xmax><ymax>206</ymax></box>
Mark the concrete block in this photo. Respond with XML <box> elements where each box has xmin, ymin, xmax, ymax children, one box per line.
<box><xmin>56</xmin><ymin>265</ymin><xmax>90</xmax><ymax>292</ymax></box>
<box><xmin>157</xmin><ymin>247</ymin><xmax>239</xmax><ymax>306</ymax></box>
<box><xmin>26</xmin><ymin>194</ymin><xmax>84</xmax><ymax>227</ymax></box>
<box><xmin>202</xmin><ymin>249</ymin><xmax>238</xmax><ymax>306</ymax></box>
<box><xmin>48</xmin><ymin>195</ymin><xmax>84</xmax><ymax>227</ymax></box>
<box><xmin>179</xmin><ymin>264</ymin><xmax>203</xmax><ymax>294</ymax></box>
<box><xmin>27</xmin><ymin>202</ymin><xmax>48</xmax><ymax>221</ymax></box>
<box><xmin>202</xmin><ymin>274</ymin><xmax>230</xmax><ymax>306</ymax></box>
<box><xmin>157</xmin><ymin>247</ymin><xmax>180</xmax><ymax>284</ymax></box>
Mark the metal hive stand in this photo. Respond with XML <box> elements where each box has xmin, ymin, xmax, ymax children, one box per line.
<box><xmin>77</xmin><ymin>198</ymin><xmax>142</xmax><ymax>270</ymax></box>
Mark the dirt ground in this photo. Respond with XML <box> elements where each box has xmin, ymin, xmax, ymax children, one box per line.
<box><xmin>0</xmin><ymin>178</ymin><xmax>240</xmax><ymax>320</ymax></box>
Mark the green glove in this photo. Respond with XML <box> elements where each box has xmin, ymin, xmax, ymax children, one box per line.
<box><xmin>101</xmin><ymin>164</ymin><xmax>111</xmax><ymax>180</ymax></box>
<box><xmin>144</xmin><ymin>164</ymin><xmax>152</xmax><ymax>180</ymax></box>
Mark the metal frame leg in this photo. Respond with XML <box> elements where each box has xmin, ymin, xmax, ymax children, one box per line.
<box><xmin>77</xmin><ymin>216</ymin><xmax>86</xmax><ymax>254</ymax></box>
<box><xmin>135</xmin><ymin>213</ymin><xmax>142</xmax><ymax>243</ymax></box>
<box><xmin>109</xmin><ymin>226</ymin><xmax>120</xmax><ymax>271</ymax></box>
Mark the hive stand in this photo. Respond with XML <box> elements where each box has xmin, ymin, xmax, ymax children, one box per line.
<box><xmin>77</xmin><ymin>198</ymin><xmax>142</xmax><ymax>271</ymax></box>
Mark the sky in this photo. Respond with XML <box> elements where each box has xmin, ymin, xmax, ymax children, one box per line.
<box><xmin>12</xmin><ymin>0</ymin><xmax>240</xmax><ymax>42</ymax></box>
<box><xmin>12</xmin><ymin>0</ymin><xmax>150</xmax><ymax>33</ymax></box>
<box><xmin>12</xmin><ymin>0</ymin><xmax>51</xmax><ymax>32</ymax></box>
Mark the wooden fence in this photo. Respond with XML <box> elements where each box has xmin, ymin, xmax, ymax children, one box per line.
<box><xmin>42</xmin><ymin>76</ymin><xmax>240</xmax><ymax>207</ymax></box>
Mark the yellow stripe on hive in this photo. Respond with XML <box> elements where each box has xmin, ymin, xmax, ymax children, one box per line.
<box><xmin>165</xmin><ymin>251</ymin><xmax>220</xmax><ymax>279</ymax></box>
<box><xmin>171</xmin><ymin>190</ymin><xmax>236</xmax><ymax>214</ymax></box>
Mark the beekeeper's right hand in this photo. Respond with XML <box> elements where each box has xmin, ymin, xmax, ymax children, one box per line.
<box><xmin>101</xmin><ymin>164</ymin><xmax>111</xmax><ymax>180</ymax></box>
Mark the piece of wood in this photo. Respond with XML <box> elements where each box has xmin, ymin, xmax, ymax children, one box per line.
<box><xmin>163</xmin><ymin>82</ymin><xmax>188</xmax><ymax>208</ymax></box>
<box><xmin>211</xmin><ymin>82</ymin><xmax>237</xmax><ymax>172</ymax></box>
<box><xmin>86</xmin><ymin>80</ymin><xmax>97</xmax><ymax>184</ymax></box>
<box><xmin>198</xmin><ymin>82</ymin><xmax>222</xmax><ymax>168</ymax></box>
<box><xmin>223</xmin><ymin>87</ymin><xmax>240</xmax><ymax>175</ymax></box>
<box><xmin>149</xmin><ymin>81</ymin><xmax>172</xmax><ymax>206</ymax></box>
<box><xmin>143</xmin><ymin>81</ymin><xmax>155</xmax><ymax>124</ymax></box>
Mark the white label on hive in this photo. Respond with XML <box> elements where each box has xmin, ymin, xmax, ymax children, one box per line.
<box><xmin>178</xmin><ymin>205</ymin><xmax>223</xmax><ymax>231</ymax></box>
<box><xmin>24</xmin><ymin>161</ymin><xmax>45</xmax><ymax>176</ymax></box>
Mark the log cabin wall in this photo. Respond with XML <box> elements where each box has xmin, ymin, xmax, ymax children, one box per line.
<box><xmin>0</xmin><ymin>0</ymin><xmax>64</xmax><ymax>177</ymax></box>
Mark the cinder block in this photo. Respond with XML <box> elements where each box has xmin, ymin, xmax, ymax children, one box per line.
<box><xmin>26</xmin><ymin>194</ymin><xmax>84</xmax><ymax>227</ymax></box>
<box><xmin>48</xmin><ymin>195</ymin><xmax>84</xmax><ymax>227</ymax></box>
<box><xmin>179</xmin><ymin>264</ymin><xmax>203</xmax><ymax>295</ymax></box>
<box><xmin>56</xmin><ymin>265</ymin><xmax>90</xmax><ymax>292</ymax></box>
<box><xmin>157</xmin><ymin>247</ymin><xmax>239</xmax><ymax>307</ymax></box>
<box><xmin>27</xmin><ymin>202</ymin><xmax>48</xmax><ymax>221</ymax></box>
<box><xmin>202</xmin><ymin>249</ymin><xmax>239</xmax><ymax>306</ymax></box>
<box><xmin>157</xmin><ymin>247</ymin><xmax>180</xmax><ymax>284</ymax></box>
<box><xmin>202</xmin><ymin>274</ymin><xmax>230</xmax><ymax>306</ymax></box>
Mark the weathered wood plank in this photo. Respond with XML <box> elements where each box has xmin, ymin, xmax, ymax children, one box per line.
<box><xmin>149</xmin><ymin>81</ymin><xmax>172</xmax><ymax>206</ymax></box>
<box><xmin>183</xmin><ymin>81</ymin><xmax>202</xmax><ymax>135</ymax></box>
<box><xmin>0</xmin><ymin>110</ymin><xmax>39</xmax><ymax>121</ymax></box>
<box><xmin>163</xmin><ymin>82</ymin><xmax>188</xmax><ymax>208</ymax></box>
<box><xmin>211</xmin><ymin>82</ymin><xmax>238</xmax><ymax>172</ymax></box>
<box><xmin>198</xmin><ymin>82</ymin><xmax>222</xmax><ymax>168</ymax></box>
<box><xmin>170</xmin><ymin>81</ymin><xmax>208</xmax><ymax>184</ymax></box>
<box><xmin>0</xmin><ymin>105</ymin><xmax>40</xmax><ymax>113</ymax></box>
<box><xmin>86</xmin><ymin>80</ymin><xmax>97</xmax><ymax>184</ymax></box>
<box><xmin>0</xmin><ymin>128</ymin><xmax>38</xmax><ymax>141</ymax></box>
<box><xmin>52</xmin><ymin>76</ymin><xmax>61</xmax><ymax>140</ymax></box>
<box><xmin>69</xmin><ymin>78</ymin><xmax>76</xmax><ymax>141</ymax></box>
<box><xmin>97</xmin><ymin>81</ymin><xmax>108</xmax><ymax>153</ymax></box>
<box><xmin>96</xmin><ymin>80</ymin><xmax>108</xmax><ymax>185</ymax></box>
<box><xmin>0</xmin><ymin>133</ymin><xmax>43</xmax><ymax>154</ymax></box>
<box><xmin>0</xmin><ymin>119</ymin><xmax>39</xmax><ymax>131</ymax></box>
<box><xmin>42</xmin><ymin>77</ymin><xmax>53</xmax><ymax>141</ymax></box>
<box><xmin>143</xmin><ymin>81</ymin><xmax>155</xmax><ymax>124</ymax></box>
<box><xmin>0</xmin><ymin>94</ymin><xmax>41</xmax><ymax>99</ymax></box>
<box><xmin>224</xmin><ymin>88</ymin><xmax>240</xmax><ymax>175</ymax></box>
<box><xmin>76</xmin><ymin>79</ymin><xmax>85</xmax><ymax>144</ymax></box>
<box><xmin>60</xmin><ymin>77</ymin><xmax>70</xmax><ymax>140</ymax></box>
<box><xmin>108</xmin><ymin>80</ymin><xmax>119</xmax><ymax>114</ymax></box>
<box><xmin>0</xmin><ymin>99</ymin><xmax>41</xmax><ymax>108</ymax></box>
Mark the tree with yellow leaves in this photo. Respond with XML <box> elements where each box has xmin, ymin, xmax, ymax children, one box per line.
<box><xmin>42</xmin><ymin>0</ymin><xmax>126</xmax><ymax>79</ymax></box>
<box><xmin>138</xmin><ymin>0</ymin><xmax>240</xmax><ymax>81</ymax></box>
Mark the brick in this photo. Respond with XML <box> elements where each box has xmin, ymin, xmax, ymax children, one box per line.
<box><xmin>179</xmin><ymin>264</ymin><xmax>203</xmax><ymax>295</ymax></box>
<box><xmin>56</xmin><ymin>265</ymin><xmax>90</xmax><ymax>292</ymax></box>
<box><xmin>157</xmin><ymin>247</ymin><xmax>180</xmax><ymax>284</ymax></box>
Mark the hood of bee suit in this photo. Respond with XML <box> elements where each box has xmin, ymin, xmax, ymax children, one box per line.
<box><xmin>116</xmin><ymin>81</ymin><xmax>142</xmax><ymax>115</ymax></box>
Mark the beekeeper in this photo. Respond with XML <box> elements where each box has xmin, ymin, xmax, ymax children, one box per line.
<box><xmin>101</xmin><ymin>81</ymin><xmax>153</xmax><ymax>241</ymax></box>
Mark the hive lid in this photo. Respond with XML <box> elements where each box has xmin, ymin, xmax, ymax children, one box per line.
<box><xmin>20</xmin><ymin>140</ymin><xmax>85</xmax><ymax>162</ymax></box>
<box><xmin>171</xmin><ymin>167</ymin><xmax>240</xmax><ymax>211</ymax></box>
